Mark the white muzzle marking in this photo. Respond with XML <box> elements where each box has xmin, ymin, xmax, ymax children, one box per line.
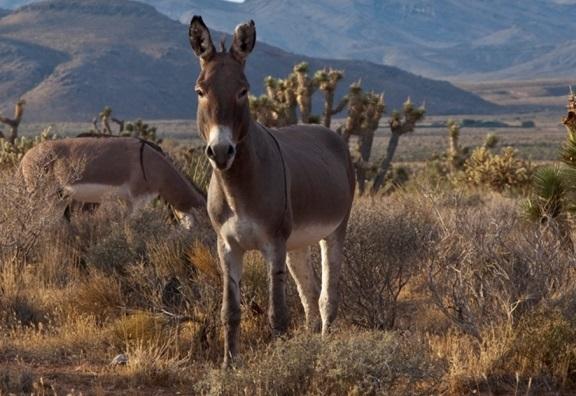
<box><xmin>207</xmin><ymin>125</ymin><xmax>235</xmax><ymax>171</ymax></box>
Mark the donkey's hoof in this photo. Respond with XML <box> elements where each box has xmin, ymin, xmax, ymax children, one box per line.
<box><xmin>270</xmin><ymin>322</ymin><xmax>289</xmax><ymax>338</ymax></box>
<box><xmin>221</xmin><ymin>356</ymin><xmax>239</xmax><ymax>370</ymax></box>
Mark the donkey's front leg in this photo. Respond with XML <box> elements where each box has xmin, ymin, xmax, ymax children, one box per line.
<box><xmin>217</xmin><ymin>237</ymin><xmax>244</xmax><ymax>368</ymax></box>
<box><xmin>264</xmin><ymin>242</ymin><xmax>289</xmax><ymax>335</ymax></box>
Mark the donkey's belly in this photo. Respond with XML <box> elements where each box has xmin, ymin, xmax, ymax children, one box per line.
<box><xmin>64</xmin><ymin>183</ymin><xmax>130</xmax><ymax>203</ymax></box>
<box><xmin>220</xmin><ymin>215</ymin><xmax>340</xmax><ymax>251</ymax></box>
<box><xmin>286</xmin><ymin>221</ymin><xmax>341</xmax><ymax>250</ymax></box>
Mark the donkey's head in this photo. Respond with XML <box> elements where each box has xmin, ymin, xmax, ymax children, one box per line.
<box><xmin>189</xmin><ymin>16</ymin><xmax>256</xmax><ymax>171</ymax></box>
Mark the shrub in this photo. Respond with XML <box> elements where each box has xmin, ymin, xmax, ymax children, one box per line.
<box><xmin>427</xmin><ymin>197</ymin><xmax>575</xmax><ymax>341</ymax></box>
<box><xmin>199</xmin><ymin>331</ymin><xmax>442</xmax><ymax>395</ymax></box>
<box><xmin>342</xmin><ymin>195</ymin><xmax>437</xmax><ymax>329</ymax></box>
<box><xmin>462</xmin><ymin>146</ymin><xmax>533</xmax><ymax>192</ymax></box>
<box><xmin>510</xmin><ymin>310</ymin><xmax>576</xmax><ymax>387</ymax></box>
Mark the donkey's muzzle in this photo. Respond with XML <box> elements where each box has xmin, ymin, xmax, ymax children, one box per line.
<box><xmin>206</xmin><ymin>143</ymin><xmax>236</xmax><ymax>170</ymax></box>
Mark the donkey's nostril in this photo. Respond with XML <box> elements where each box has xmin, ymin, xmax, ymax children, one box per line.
<box><xmin>227</xmin><ymin>145</ymin><xmax>235</xmax><ymax>157</ymax></box>
<box><xmin>206</xmin><ymin>146</ymin><xmax>216</xmax><ymax>159</ymax></box>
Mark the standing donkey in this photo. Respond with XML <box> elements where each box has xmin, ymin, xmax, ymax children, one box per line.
<box><xmin>189</xmin><ymin>16</ymin><xmax>355</xmax><ymax>367</ymax></box>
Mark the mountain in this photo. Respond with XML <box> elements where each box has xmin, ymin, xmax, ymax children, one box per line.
<box><xmin>0</xmin><ymin>0</ymin><xmax>499</xmax><ymax>122</ymax></box>
<box><xmin>0</xmin><ymin>7</ymin><xmax>9</xmax><ymax>17</ymax></box>
<box><xmin>125</xmin><ymin>0</ymin><xmax>576</xmax><ymax>81</ymax></box>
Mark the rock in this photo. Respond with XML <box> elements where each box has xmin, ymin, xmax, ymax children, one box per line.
<box><xmin>111</xmin><ymin>353</ymin><xmax>129</xmax><ymax>366</ymax></box>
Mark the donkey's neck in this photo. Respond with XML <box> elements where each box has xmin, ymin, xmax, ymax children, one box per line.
<box><xmin>153</xmin><ymin>153</ymin><xmax>206</xmax><ymax>213</ymax></box>
<box><xmin>214</xmin><ymin>120</ymin><xmax>284</xmax><ymax>213</ymax></box>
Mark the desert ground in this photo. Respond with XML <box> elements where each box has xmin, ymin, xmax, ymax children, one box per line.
<box><xmin>1</xmin><ymin>98</ymin><xmax>575</xmax><ymax>395</ymax></box>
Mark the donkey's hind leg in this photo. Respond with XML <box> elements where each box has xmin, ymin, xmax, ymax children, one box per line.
<box><xmin>287</xmin><ymin>247</ymin><xmax>321</xmax><ymax>332</ymax></box>
<box><xmin>319</xmin><ymin>224</ymin><xmax>346</xmax><ymax>336</ymax></box>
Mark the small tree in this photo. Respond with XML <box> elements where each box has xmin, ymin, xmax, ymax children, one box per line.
<box><xmin>249</xmin><ymin>95</ymin><xmax>278</xmax><ymax>127</ymax></box>
<box><xmin>99</xmin><ymin>106</ymin><xmax>113</xmax><ymax>134</ymax></box>
<box><xmin>91</xmin><ymin>106</ymin><xmax>125</xmax><ymax>134</ymax></box>
<box><xmin>293</xmin><ymin>62</ymin><xmax>319</xmax><ymax>123</ymax></box>
<box><xmin>124</xmin><ymin>120</ymin><xmax>161</xmax><ymax>144</ymax></box>
<box><xmin>280</xmin><ymin>75</ymin><xmax>299</xmax><ymax>125</ymax></box>
<box><xmin>355</xmin><ymin>93</ymin><xmax>385</xmax><ymax>194</ymax></box>
<box><xmin>446</xmin><ymin>120</ymin><xmax>461</xmax><ymax>172</ymax></box>
<box><xmin>86</xmin><ymin>106</ymin><xmax>160</xmax><ymax>144</ymax></box>
<box><xmin>315</xmin><ymin>68</ymin><xmax>347</xmax><ymax>128</ymax></box>
<box><xmin>263</xmin><ymin>74</ymin><xmax>299</xmax><ymax>127</ymax></box>
<box><xmin>337</xmin><ymin>81</ymin><xmax>365</xmax><ymax>143</ymax></box>
<box><xmin>0</xmin><ymin>99</ymin><xmax>26</xmax><ymax>145</ymax></box>
<box><xmin>371</xmin><ymin>98</ymin><xmax>426</xmax><ymax>193</ymax></box>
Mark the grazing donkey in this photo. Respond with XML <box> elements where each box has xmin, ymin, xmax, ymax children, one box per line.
<box><xmin>19</xmin><ymin>137</ymin><xmax>206</xmax><ymax>229</ymax></box>
<box><xmin>189</xmin><ymin>16</ymin><xmax>355</xmax><ymax>366</ymax></box>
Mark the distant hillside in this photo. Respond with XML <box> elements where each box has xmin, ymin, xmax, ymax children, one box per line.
<box><xmin>0</xmin><ymin>0</ymin><xmax>500</xmax><ymax>122</ymax></box>
<box><xmin>126</xmin><ymin>0</ymin><xmax>576</xmax><ymax>81</ymax></box>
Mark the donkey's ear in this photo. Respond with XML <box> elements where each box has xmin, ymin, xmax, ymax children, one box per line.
<box><xmin>230</xmin><ymin>20</ymin><xmax>256</xmax><ymax>65</ymax></box>
<box><xmin>189</xmin><ymin>15</ymin><xmax>215</xmax><ymax>65</ymax></box>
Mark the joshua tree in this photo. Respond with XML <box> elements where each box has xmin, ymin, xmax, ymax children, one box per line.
<box><xmin>264</xmin><ymin>75</ymin><xmax>279</xmax><ymax>100</ymax></box>
<box><xmin>338</xmin><ymin>81</ymin><xmax>365</xmax><ymax>142</ymax></box>
<box><xmin>263</xmin><ymin>74</ymin><xmax>299</xmax><ymax>127</ymax></box>
<box><xmin>99</xmin><ymin>106</ymin><xmax>113</xmax><ymax>134</ymax></box>
<box><xmin>447</xmin><ymin>120</ymin><xmax>461</xmax><ymax>171</ymax></box>
<box><xmin>282</xmin><ymin>74</ymin><xmax>299</xmax><ymax>125</ymax></box>
<box><xmin>293</xmin><ymin>62</ymin><xmax>319</xmax><ymax>123</ymax></box>
<box><xmin>124</xmin><ymin>119</ymin><xmax>160</xmax><ymax>143</ymax></box>
<box><xmin>249</xmin><ymin>95</ymin><xmax>278</xmax><ymax>127</ymax></box>
<box><xmin>371</xmin><ymin>98</ymin><xmax>426</xmax><ymax>193</ymax></box>
<box><xmin>355</xmin><ymin>92</ymin><xmax>386</xmax><ymax>194</ymax></box>
<box><xmin>91</xmin><ymin>106</ymin><xmax>125</xmax><ymax>134</ymax></box>
<box><xmin>0</xmin><ymin>99</ymin><xmax>26</xmax><ymax>145</ymax></box>
<box><xmin>315</xmin><ymin>68</ymin><xmax>347</xmax><ymax>128</ymax></box>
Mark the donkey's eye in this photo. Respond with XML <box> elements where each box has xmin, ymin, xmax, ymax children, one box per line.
<box><xmin>238</xmin><ymin>88</ymin><xmax>248</xmax><ymax>99</ymax></box>
<box><xmin>195</xmin><ymin>88</ymin><xmax>204</xmax><ymax>97</ymax></box>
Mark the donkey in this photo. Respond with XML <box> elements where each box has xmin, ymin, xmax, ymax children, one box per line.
<box><xmin>189</xmin><ymin>16</ymin><xmax>355</xmax><ymax>366</ymax></box>
<box><xmin>19</xmin><ymin>137</ymin><xmax>206</xmax><ymax>229</ymax></box>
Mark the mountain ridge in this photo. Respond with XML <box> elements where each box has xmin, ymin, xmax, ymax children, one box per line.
<box><xmin>3</xmin><ymin>0</ymin><xmax>574</xmax><ymax>80</ymax></box>
<box><xmin>0</xmin><ymin>0</ymin><xmax>500</xmax><ymax>122</ymax></box>
<box><xmin>133</xmin><ymin>0</ymin><xmax>576</xmax><ymax>80</ymax></box>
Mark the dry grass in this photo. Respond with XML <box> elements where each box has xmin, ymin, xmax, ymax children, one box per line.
<box><xmin>2</xmin><ymin>153</ymin><xmax>576</xmax><ymax>394</ymax></box>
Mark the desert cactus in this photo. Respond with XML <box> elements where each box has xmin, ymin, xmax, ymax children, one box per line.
<box><xmin>447</xmin><ymin>120</ymin><xmax>461</xmax><ymax>171</ymax></box>
<box><xmin>315</xmin><ymin>68</ymin><xmax>347</xmax><ymax>128</ymax></box>
<box><xmin>249</xmin><ymin>95</ymin><xmax>278</xmax><ymax>127</ymax></box>
<box><xmin>293</xmin><ymin>62</ymin><xmax>319</xmax><ymax>123</ymax></box>
<box><xmin>123</xmin><ymin>120</ymin><xmax>161</xmax><ymax>144</ymax></box>
<box><xmin>280</xmin><ymin>74</ymin><xmax>299</xmax><ymax>125</ymax></box>
<box><xmin>260</xmin><ymin>74</ymin><xmax>300</xmax><ymax>127</ymax></box>
<box><xmin>372</xmin><ymin>98</ymin><xmax>426</xmax><ymax>193</ymax></box>
<box><xmin>356</xmin><ymin>92</ymin><xmax>385</xmax><ymax>194</ymax></box>
<box><xmin>0</xmin><ymin>99</ymin><xmax>26</xmax><ymax>145</ymax></box>
<box><xmin>99</xmin><ymin>106</ymin><xmax>113</xmax><ymax>134</ymax></box>
<box><xmin>264</xmin><ymin>76</ymin><xmax>280</xmax><ymax>100</ymax></box>
<box><xmin>463</xmin><ymin>146</ymin><xmax>532</xmax><ymax>192</ymax></box>
<box><xmin>483</xmin><ymin>133</ymin><xmax>499</xmax><ymax>149</ymax></box>
<box><xmin>0</xmin><ymin>126</ymin><xmax>58</xmax><ymax>169</ymax></box>
<box><xmin>92</xmin><ymin>106</ymin><xmax>125</xmax><ymax>134</ymax></box>
<box><xmin>338</xmin><ymin>81</ymin><xmax>365</xmax><ymax>142</ymax></box>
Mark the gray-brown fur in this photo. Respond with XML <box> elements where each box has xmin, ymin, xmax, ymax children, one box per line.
<box><xmin>20</xmin><ymin>137</ymin><xmax>206</xmax><ymax>222</ymax></box>
<box><xmin>189</xmin><ymin>16</ymin><xmax>355</xmax><ymax>367</ymax></box>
